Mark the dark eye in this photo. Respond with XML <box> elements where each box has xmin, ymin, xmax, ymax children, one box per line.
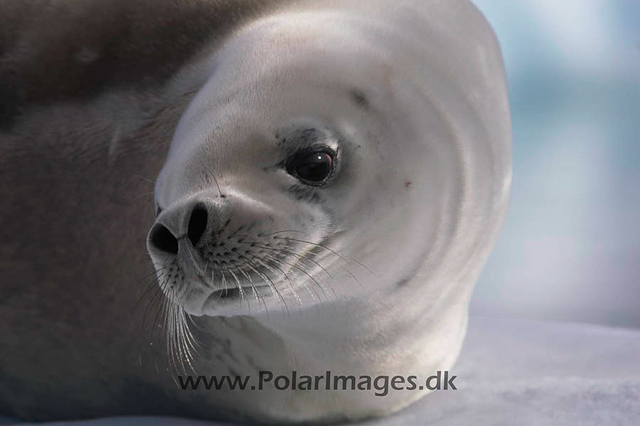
<box><xmin>286</xmin><ymin>150</ymin><xmax>335</xmax><ymax>185</ymax></box>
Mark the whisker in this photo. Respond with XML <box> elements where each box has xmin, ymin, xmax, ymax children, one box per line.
<box><xmin>223</xmin><ymin>262</ymin><xmax>248</xmax><ymax>312</ymax></box>
<box><xmin>260</xmin><ymin>252</ymin><xmax>324</xmax><ymax>312</ymax></box>
<box><xmin>131</xmin><ymin>191</ymin><xmax>156</xmax><ymax>203</ymax></box>
<box><xmin>276</xmin><ymin>236</ymin><xmax>349</xmax><ymax>264</ymax></box>
<box><xmin>130</xmin><ymin>173</ymin><xmax>156</xmax><ymax>186</ymax></box>
<box><xmin>246</xmin><ymin>241</ymin><xmax>333</xmax><ymax>281</ymax></box>
<box><xmin>231</xmin><ymin>260</ymin><xmax>268</xmax><ymax>315</ymax></box>
<box><xmin>248</xmin><ymin>242</ymin><xmax>336</xmax><ymax>300</ymax></box>
<box><xmin>256</xmin><ymin>253</ymin><xmax>311</xmax><ymax>311</ymax></box>
<box><xmin>250</xmin><ymin>254</ymin><xmax>302</xmax><ymax>314</ymax></box>
<box><xmin>238</xmin><ymin>254</ymin><xmax>289</xmax><ymax>318</ymax></box>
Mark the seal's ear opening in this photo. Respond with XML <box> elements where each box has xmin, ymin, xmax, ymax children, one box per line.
<box><xmin>149</xmin><ymin>223</ymin><xmax>178</xmax><ymax>255</ymax></box>
<box><xmin>187</xmin><ymin>204</ymin><xmax>208</xmax><ymax>247</ymax></box>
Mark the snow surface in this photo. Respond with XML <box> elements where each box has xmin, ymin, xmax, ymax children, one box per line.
<box><xmin>3</xmin><ymin>316</ymin><xmax>639</xmax><ymax>426</ymax></box>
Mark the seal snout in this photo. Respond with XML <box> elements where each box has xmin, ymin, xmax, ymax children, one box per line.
<box><xmin>145</xmin><ymin>188</ymin><xmax>329</xmax><ymax>314</ymax></box>
<box><xmin>149</xmin><ymin>222</ymin><xmax>179</xmax><ymax>255</ymax></box>
<box><xmin>187</xmin><ymin>203</ymin><xmax>208</xmax><ymax>247</ymax></box>
<box><xmin>148</xmin><ymin>201</ymin><xmax>210</xmax><ymax>256</ymax></box>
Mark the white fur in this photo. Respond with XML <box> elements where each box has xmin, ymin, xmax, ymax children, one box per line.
<box><xmin>148</xmin><ymin>0</ymin><xmax>511</xmax><ymax>422</ymax></box>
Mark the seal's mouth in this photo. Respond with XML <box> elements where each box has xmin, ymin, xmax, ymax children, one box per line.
<box><xmin>204</xmin><ymin>285</ymin><xmax>272</xmax><ymax>305</ymax></box>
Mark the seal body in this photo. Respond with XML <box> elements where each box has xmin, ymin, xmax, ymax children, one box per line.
<box><xmin>0</xmin><ymin>0</ymin><xmax>511</xmax><ymax>423</ymax></box>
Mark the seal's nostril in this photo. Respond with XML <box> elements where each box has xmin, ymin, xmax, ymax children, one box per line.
<box><xmin>150</xmin><ymin>224</ymin><xmax>178</xmax><ymax>255</ymax></box>
<box><xmin>188</xmin><ymin>204</ymin><xmax>208</xmax><ymax>247</ymax></box>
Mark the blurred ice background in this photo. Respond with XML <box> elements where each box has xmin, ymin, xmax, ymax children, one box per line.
<box><xmin>470</xmin><ymin>0</ymin><xmax>640</xmax><ymax>328</ymax></box>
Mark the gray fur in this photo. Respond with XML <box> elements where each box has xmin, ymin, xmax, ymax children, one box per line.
<box><xmin>0</xmin><ymin>0</ymin><xmax>292</xmax><ymax>421</ymax></box>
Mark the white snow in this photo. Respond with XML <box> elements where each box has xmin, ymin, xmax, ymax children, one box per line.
<box><xmin>4</xmin><ymin>317</ymin><xmax>639</xmax><ymax>426</ymax></box>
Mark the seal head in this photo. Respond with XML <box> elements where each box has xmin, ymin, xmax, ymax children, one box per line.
<box><xmin>146</xmin><ymin>0</ymin><xmax>511</xmax><ymax>421</ymax></box>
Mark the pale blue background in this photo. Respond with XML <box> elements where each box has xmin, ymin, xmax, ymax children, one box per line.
<box><xmin>470</xmin><ymin>0</ymin><xmax>640</xmax><ymax>328</ymax></box>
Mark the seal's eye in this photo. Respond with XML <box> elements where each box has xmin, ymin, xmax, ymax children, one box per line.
<box><xmin>286</xmin><ymin>150</ymin><xmax>334</xmax><ymax>186</ymax></box>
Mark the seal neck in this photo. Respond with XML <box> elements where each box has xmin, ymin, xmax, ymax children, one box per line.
<box><xmin>252</xmin><ymin>286</ymin><xmax>470</xmax><ymax>378</ymax></box>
